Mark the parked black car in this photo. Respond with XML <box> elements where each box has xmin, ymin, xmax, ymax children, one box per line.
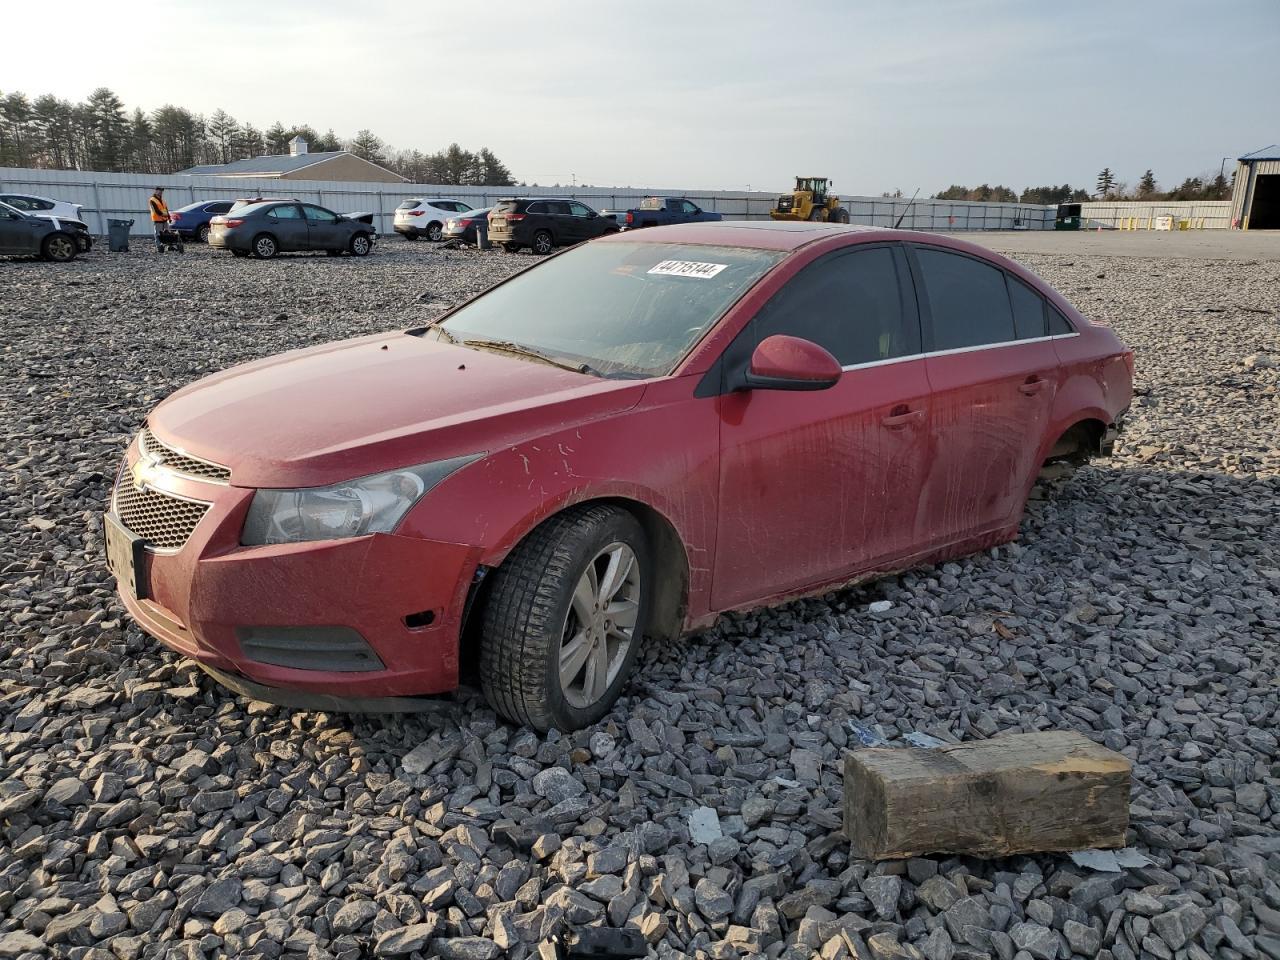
<box><xmin>0</xmin><ymin>201</ymin><xmax>80</xmax><ymax>261</ymax></box>
<box><xmin>442</xmin><ymin>207</ymin><xmax>492</xmax><ymax>246</ymax></box>
<box><xmin>209</xmin><ymin>201</ymin><xmax>376</xmax><ymax>259</ymax></box>
<box><xmin>487</xmin><ymin>198</ymin><xmax>620</xmax><ymax>254</ymax></box>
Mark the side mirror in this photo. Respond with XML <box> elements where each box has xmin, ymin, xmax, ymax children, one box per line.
<box><xmin>743</xmin><ymin>335</ymin><xmax>841</xmax><ymax>391</ymax></box>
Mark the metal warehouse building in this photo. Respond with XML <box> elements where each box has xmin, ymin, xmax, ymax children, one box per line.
<box><xmin>1231</xmin><ymin>144</ymin><xmax>1280</xmax><ymax>229</ymax></box>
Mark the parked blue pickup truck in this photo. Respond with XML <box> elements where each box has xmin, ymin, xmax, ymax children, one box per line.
<box><xmin>621</xmin><ymin>197</ymin><xmax>723</xmax><ymax>229</ymax></box>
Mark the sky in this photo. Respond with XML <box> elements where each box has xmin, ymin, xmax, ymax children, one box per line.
<box><xmin>4</xmin><ymin>0</ymin><xmax>1278</xmax><ymax>195</ymax></box>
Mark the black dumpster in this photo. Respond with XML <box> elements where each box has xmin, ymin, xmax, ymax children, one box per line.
<box><xmin>107</xmin><ymin>219</ymin><xmax>134</xmax><ymax>252</ymax></box>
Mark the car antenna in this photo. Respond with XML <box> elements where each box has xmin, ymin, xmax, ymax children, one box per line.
<box><xmin>894</xmin><ymin>188</ymin><xmax>921</xmax><ymax>229</ymax></box>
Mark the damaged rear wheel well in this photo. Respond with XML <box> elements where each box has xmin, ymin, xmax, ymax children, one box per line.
<box><xmin>1046</xmin><ymin>418</ymin><xmax>1106</xmax><ymax>464</ymax></box>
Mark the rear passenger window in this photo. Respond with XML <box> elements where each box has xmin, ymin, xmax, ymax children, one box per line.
<box><xmin>749</xmin><ymin>247</ymin><xmax>919</xmax><ymax>366</ymax></box>
<box><xmin>526</xmin><ymin>202</ymin><xmax>547</xmax><ymax>214</ymax></box>
<box><xmin>915</xmin><ymin>248</ymin><xmax>1015</xmax><ymax>350</ymax></box>
<box><xmin>1048</xmin><ymin>306</ymin><xmax>1076</xmax><ymax>335</ymax></box>
<box><xmin>1006</xmin><ymin>275</ymin><xmax>1047</xmax><ymax>339</ymax></box>
<box><xmin>268</xmin><ymin>205</ymin><xmax>302</xmax><ymax>220</ymax></box>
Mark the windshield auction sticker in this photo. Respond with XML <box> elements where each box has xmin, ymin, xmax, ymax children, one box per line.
<box><xmin>648</xmin><ymin>260</ymin><xmax>728</xmax><ymax>279</ymax></box>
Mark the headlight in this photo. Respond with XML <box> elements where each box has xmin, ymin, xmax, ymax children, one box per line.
<box><xmin>241</xmin><ymin>454</ymin><xmax>481</xmax><ymax>545</ymax></box>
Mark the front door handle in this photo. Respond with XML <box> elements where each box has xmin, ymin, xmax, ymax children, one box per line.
<box><xmin>881</xmin><ymin>407</ymin><xmax>924</xmax><ymax>429</ymax></box>
<box><xmin>1019</xmin><ymin>377</ymin><xmax>1047</xmax><ymax>396</ymax></box>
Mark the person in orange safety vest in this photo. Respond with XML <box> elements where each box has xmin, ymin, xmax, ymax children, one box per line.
<box><xmin>148</xmin><ymin>187</ymin><xmax>170</xmax><ymax>252</ymax></box>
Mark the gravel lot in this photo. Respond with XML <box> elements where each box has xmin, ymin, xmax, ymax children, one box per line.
<box><xmin>2</xmin><ymin>236</ymin><xmax>1278</xmax><ymax>960</ymax></box>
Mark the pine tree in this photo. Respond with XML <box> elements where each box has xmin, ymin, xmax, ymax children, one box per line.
<box><xmin>86</xmin><ymin>87</ymin><xmax>129</xmax><ymax>171</ymax></box>
<box><xmin>264</xmin><ymin>121</ymin><xmax>289</xmax><ymax>154</ymax></box>
<box><xmin>350</xmin><ymin>129</ymin><xmax>385</xmax><ymax>163</ymax></box>
<box><xmin>207</xmin><ymin>109</ymin><xmax>238</xmax><ymax>163</ymax></box>
<box><xmin>1095</xmin><ymin>167</ymin><xmax>1116</xmax><ymax>198</ymax></box>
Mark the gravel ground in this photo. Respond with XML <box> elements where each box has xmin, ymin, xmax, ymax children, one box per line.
<box><xmin>2</xmin><ymin>238</ymin><xmax>1278</xmax><ymax>960</ymax></box>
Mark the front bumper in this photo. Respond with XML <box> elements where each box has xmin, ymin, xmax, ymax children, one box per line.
<box><xmin>110</xmin><ymin>439</ymin><xmax>479</xmax><ymax>699</ymax></box>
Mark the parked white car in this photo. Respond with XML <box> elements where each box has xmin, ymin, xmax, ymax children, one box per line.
<box><xmin>393</xmin><ymin>198</ymin><xmax>474</xmax><ymax>241</ymax></box>
<box><xmin>0</xmin><ymin>192</ymin><xmax>93</xmax><ymax>251</ymax></box>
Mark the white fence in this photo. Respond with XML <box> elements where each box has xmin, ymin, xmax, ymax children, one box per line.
<box><xmin>1078</xmin><ymin>200</ymin><xmax>1232</xmax><ymax>230</ymax></box>
<box><xmin>1</xmin><ymin>166</ymin><xmax>1056</xmax><ymax>235</ymax></box>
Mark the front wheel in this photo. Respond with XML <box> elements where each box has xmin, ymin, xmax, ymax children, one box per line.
<box><xmin>531</xmin><ymin>230</ymin><xmax>554</xmax><ymax>255</ymax></box>
<box><xmin>251</xmin><ymin>234</ymin><xmax>278</xmax><ymax>259</ymax></box>
<box><xmin>41</xmin><ymin>234</ymin><xmax>77</xmax><ymax>262</ymax></box>
<box><xmin>349</xmin><ymin>233</ymin><xmax>372</xmax><ymax>257</ymax></box>
<box><xmin>808</xmin><ymin>207</ymin><xmax>825</xmax><ymax>222</ymax></box>
<box><xmin>479</xmin><ymin>505</ymin><xmax>650</xmax><ymax>731</ymax></box>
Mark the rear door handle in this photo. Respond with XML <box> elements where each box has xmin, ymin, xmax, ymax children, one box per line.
<box><xmin>881</xmin><ymin>408</ymin><xmax>924</xmax><ymax>428</ymax></box>
<box><xmin>1019</xmin><ymin>377</ymin><xmax>1047</xmax><ymax>396</ymax></box>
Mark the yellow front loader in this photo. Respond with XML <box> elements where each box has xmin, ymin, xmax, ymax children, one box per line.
<box><xmin>770</xmin><ymin>176</ymin><xmax>850</xmax><ymax>223</ymax></box>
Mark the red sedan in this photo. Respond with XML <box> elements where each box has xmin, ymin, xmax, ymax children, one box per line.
<box><xmin>106</xmin><ymin>222</ymin><xmax>1132</xmax><ymax>731</ymax></box>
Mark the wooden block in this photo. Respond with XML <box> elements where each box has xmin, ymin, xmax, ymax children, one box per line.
<box><xmin>843</xmin><ymin>730</ymin><xmax>1130</xmax><ymax>860</ymax></box>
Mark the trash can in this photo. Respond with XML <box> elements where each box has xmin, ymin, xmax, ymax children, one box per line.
<box><xmin>107</xmin><ymin>219</ymin><xmax>134</xmax><ymax>252</ymax></box>
<box><xmin>475</xmin><ymin>219</ymin><xmax>490</xmax><ymax>250</ymax></box>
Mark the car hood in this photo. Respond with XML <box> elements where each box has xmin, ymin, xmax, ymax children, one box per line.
<box><xmin>149</xmin><ymin>332</ymin><xmax>645</xmax><ymax>488</ymax></box>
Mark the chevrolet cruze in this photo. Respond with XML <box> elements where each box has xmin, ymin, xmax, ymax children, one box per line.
<box><xmin>107</xmin><ymin>222</ymin><xmax>1132</xmax><ymax>731</ymax></box>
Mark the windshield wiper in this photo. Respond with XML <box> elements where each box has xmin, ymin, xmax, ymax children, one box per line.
<box><xmin>462</xmin><ymin>338</ymin><xmax>602</xmax><ymax>377</ymax></box>
<box><xmin>429</xmin><ymin>324</ymin><xmax>460</xmax><ymax>344</ymax></box>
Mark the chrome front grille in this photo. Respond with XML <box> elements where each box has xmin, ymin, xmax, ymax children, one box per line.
<box><xmin>139</xmin><ymin>427</ymin><xmax>231</xmax><ymax>483</ymax></box>
<box><xmin>114</xmin><ymin>479</ymin><xmax>211</xmax><ymax>550</ymax></box>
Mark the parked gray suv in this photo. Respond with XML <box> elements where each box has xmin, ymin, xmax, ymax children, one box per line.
<box><xmin>208</xmin><ymin>200</ymin><xmax>376</xmax><ymax>259</ymax></box>
<box><xmin>0</xmin><ymin>201</ymin><xmax>80</xmax><ymax>261</ymax></box>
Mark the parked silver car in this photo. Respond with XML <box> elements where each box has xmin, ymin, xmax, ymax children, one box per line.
<box><xmin>0</xmin><ymin>201</ymin><xmax>80</xmax><ymax>261</ymax></box>
<box><xmin>209</xmin><ymin>200</ymin><xmax>376</xmax><ymax>259</ymax></box>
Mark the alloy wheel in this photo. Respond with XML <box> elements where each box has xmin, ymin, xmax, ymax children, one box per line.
<box><xmin>558</xmin><ymin>542</ymin><xmax>641</xmax><ymax>709</ymax></box>
<box><xmin>47</xmin><ymin>236</ymin><xmax>75</xmax><ymax>261</ymax></box>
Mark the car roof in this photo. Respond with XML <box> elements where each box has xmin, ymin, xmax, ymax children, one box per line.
<box><xmin>1</xmin><ymin>192</ymin><xmax>54</xmax><ymax>201</ymax></box>
<box><xmin>595</xmin><ymin>221</ymin><xmax>881</xmax><ymax>251</ymax></box>
<box><xmin>594</xmin><ymin>221</ymin><xmax>1021</xmax><ymax>261</ymax></box>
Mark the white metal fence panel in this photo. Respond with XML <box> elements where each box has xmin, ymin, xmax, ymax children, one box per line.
<box><xmin>1</xmin><ymin>166</ymin><xmax>1056</xmax><ymax>235</ymax></box>
<box><xmin>1078</xmin><ymin>200</ymin><xmax>1232</xmax><ymax>229</ymax></box>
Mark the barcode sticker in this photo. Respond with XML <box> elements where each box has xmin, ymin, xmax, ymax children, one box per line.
<box><xmin>648</xmin><ymin>260</ymin><xmax>728</xmax><ymax>279</ymax></box>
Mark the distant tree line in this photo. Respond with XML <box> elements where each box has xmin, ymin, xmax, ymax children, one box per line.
<box><xmin>923</xmin><ymin>168</ymin><xmax>1232</xmax><ymax>206</ymax></box>
<box><xmin>0</xmin><ymin>86</ymin><xmax>515</xmax><ymax>185</ymax></box>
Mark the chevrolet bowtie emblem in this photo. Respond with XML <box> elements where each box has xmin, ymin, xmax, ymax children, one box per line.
<box><xmin>131</xmin><ymin>452</ymin><xmax>165</xmax><ymax>492</ymax></box>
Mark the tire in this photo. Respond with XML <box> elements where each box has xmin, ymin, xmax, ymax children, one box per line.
<box><xmin>531</xmin><ymin>230</ymin><xmax>554</xmax><ymax>255</ymax></box>
<box><xmin>426</xmin><ymin>222</ymin><xmax>443</xmax><ymax>242</ymax></box>
<box><xmin>808</xmin><ymin>207</ymin><xmax>825</xmax><ymax>222</ymax></box>
<box><xmin>502</xmin><ymin>242</ymin><xmax>521</xmax><ymax>253</ymax></box>
<box><xmin>251</xmin><ymin>234</ymin><xmax>278</xmax><ymax>259</ymax></box>
<box><xmin>198</xmin><ymin>224</ymin><xmax>211</xmax><ymax>243</ymax></box>
<box><xmin>834</xmin><ymin>208</ymin><xmax>850</xmax><ymax>224</ymax></box>
<box><xmin>41</xmin><ymin>233</ymin><xmax>77</xmax><ymax>263</ymax></box>
<box><xmin>479</xmin><ymin>504</ymin><xmax>651</xmax><ymax>731</ymax></box>
<box><xmin>349</xmin><ymin>233</ymin><xmax>372</xmax><ymax>257</ymax></box>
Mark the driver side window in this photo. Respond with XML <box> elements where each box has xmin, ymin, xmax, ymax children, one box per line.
<box><xmin>301</xmin><ymin>205</ymin><xmax>337</xmax><ymax>223</ymax></box>
<box><xmin>745</xmin><ymin>247</ymin><xmax>921</xmax><ymax>367</ymax></box>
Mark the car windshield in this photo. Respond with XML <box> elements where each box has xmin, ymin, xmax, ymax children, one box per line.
<box><xmin>427</xmin><ymin>242</ymin><xmax>784</xmax><ymax>378</ymax></box>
